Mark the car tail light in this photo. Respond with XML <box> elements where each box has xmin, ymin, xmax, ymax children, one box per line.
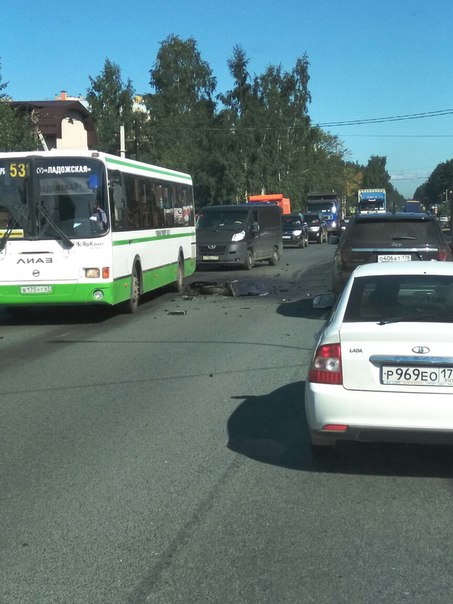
<box><xmin>322</xmin><ymin>424</ymin><xmax>349</xmax><ymax>432</ymax></box>
<box><xmin>308</xmin><ymin>343</ymin><xmax>343</xmax><ymax>384</ymax></box>
<box><xmin>438</xmin><ymin>245</ymin><xmax>449</xmax><ymax>261</ymax></box>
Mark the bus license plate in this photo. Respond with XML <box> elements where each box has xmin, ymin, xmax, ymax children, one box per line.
<box><xmin>20</xmin><ymin>285</ymin><xmax>53</xmax><ymax>294</ymax></box>
<box><xmin>202</xmin><ymin>255</ymin><xmax>219</xmax><ymax>261</ymax></box>
<box><xmin>378</xmin><ymin>254</ymin><xmax>411</xmax><ymax>262</ymax></box>
<box><xmin>382</xmin><ymin>365</ymin><xmax>453</xmax><ymax>386</ymax></box>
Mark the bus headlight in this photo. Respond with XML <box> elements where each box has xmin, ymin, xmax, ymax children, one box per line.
<box><xmin>85</xmin><ymin>268</ymin><xmax>100</xmax><ymax>278</ymax></box>
<box><xmin>93</xmin><ymin>290</ymin><xmax>104</xmax><ymax>300</ymax></box>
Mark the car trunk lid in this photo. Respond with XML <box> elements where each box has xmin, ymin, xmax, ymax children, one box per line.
<box><xmin>339</xmin><ymin>322</ymin><xmax>453</xmax><ymax>394</ymax></box>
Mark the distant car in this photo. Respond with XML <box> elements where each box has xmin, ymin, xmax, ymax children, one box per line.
<box><xmin>306</xmin><ymin>261</ymin><xmax>453</xmax><ymax>456</ymax></box>
<box><xmin>305</xmin><ymin>212</ymin><xmax>328</xmax><ymax>243</ymax></box>
<box><xmin>439</xmin><ymin>215</ymin><xmax>449</xmax><ymax>228</ymax></box>
<box><xmin>340</xmin><ymin>216</ymin><xmax>351</xmax><ymax>231</ymax></box>
<box><xmin>332</xmin><ymin>212</ymin><xmax>452</xmax><ymax>294</ymax></box>
<box><xmin>320</xmin><ymin>212</ymin><xmax>339</xmax><ymax>235</ymax></box>
<box><xmin>281</xmin><ymin>213</ymin><xmax>309</xmax><ymax>248</ymax></box>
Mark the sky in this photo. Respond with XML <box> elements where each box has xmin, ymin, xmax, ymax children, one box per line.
<box><xmin>2</xmin><ymin>0</ymin><xmax>453</xmax><ymax>199</ymax></box>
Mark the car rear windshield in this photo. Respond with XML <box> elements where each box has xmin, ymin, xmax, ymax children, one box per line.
<box><xmin>346</xmin><ymin>219</ymin><xmax>440</xmax><ymax>245</ymax></box>
<box><xmin>282</xmin><ymin>216</ymin><xmax>302</xmax><ymax>226</ymax></box>
<box><xmin>305</xmin><ymin>214</ymin><xmax>321</xmax><ymax>224</ymax></box>
<box><xmin>343</xmin><ymin>274</ymin><xmax>453</xmax><ymax>323</ymax></box>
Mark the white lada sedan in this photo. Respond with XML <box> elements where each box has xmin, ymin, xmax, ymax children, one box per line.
<box><xmin>305</xmin><ymin>261</ymin><xmax>453</xmax><ymax>455</ymax></box>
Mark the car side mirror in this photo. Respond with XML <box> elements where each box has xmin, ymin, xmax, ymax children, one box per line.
<box><xmin>250</xmin><ymin>223</ymin><xmax>260</xmax><ymax>235</ymax></box>
<box><xmin>329</xmin><ymin>235</ymin><xmax>340</xmax><ymax>245</ymax></box>
<box><xmin>312</xmin><ymin>294</ymin><xmax>336</xmax><ymax>309</ymax></box>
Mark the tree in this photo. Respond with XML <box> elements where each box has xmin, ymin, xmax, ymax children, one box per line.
<box><xmin>0</xmin><ymin>61</ymin><xmax>35</xmax><ymax>151</ymax></box>
<box><xmin>217</xmin><ymin>52</ymin><xmax>315</xmax><ymax>206</ymax></box>
<box><xmin>217</xmin><ymin>45</ymin><xmax>259</xmax><ymax>203</ymax></box>
<box><xmin>361</xmin><ymin>155</ymin><xmax>391</xmax><ymax>189</ymax></box>
<box><xmin>414</xmin><ymin>159</ymin><xmax>453</xmax><ymax>209</ymax></box>
<box><xmin>87</xmin><ymin>59</ymin><xmax>135</xmax><ymax>155</ymax></box>
<box><xmin>144</xmin><ymin>35</ymin><xmax>217</xmax><ymax>206</ymax></box>
<box><xmin>251</xmin><ymin>55</ymin><xmax>313</xmax><ymax>203</ymax></box>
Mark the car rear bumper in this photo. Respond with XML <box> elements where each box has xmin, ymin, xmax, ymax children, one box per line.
<box><xmin>282</xmin><ymin>234</ymin><xmax>303</xmax><ymax>244</ymax></box>
<box><xmin>305</xmin><ymin>382</ymin><xmax>453</xmax><ymax>444</ymax></box>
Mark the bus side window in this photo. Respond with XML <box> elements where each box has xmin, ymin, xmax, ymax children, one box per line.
<box><xmin>108</xmin><ymin>170</ymin><xmax>125</xmax><ymax>230</ymax></box>
<box><xmin>174</xmin><ymin>185</ymin><xmax>185</xmax><ymax>226</ymax></box>
<box><xmin>127</xmin><ymin>177</ymin><xmax>141</xmax><ymax>228</ymax></box>
<box><xmin>162</xmin><ymin>185</ymin><xmax>174</xmax><ymax>228</ymax></box>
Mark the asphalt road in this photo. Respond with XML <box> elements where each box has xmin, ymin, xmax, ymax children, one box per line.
<box><xmin>2</xmin><ymin>241</ymin><xmax>453</xmax><ymax>603</ymax></box>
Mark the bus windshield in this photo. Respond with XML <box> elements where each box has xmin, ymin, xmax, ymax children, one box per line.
<box><xmin>0</xmin><ymin>156</ymin><xmax>108</xmax><ymax>240</ymax></box>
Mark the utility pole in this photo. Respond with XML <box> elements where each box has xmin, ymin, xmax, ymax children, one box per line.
<box><xmin>449</xmin><ymin>189</ymin><xmax>453</xmax><ymax>237</ymax></box>
<box><xmin>119</xmin><ymin>125</ymin><xmax>126</xmax><ymax>158</ymax></box>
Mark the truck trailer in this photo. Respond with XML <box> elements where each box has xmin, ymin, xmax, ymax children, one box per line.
<box><xmin>247</xmin><ymin>194</ymin><xmax>291</xmax><ymax>215</ymax></box>
<box><xmin>357</xmin><ymin>189</ymin><xmax>386</xmax><ymax>213</ymax></box>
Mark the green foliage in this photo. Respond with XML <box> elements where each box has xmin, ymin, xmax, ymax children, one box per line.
<box><xmin>86</xmin><ymin>59</ymin><xmax>135</xmax><ymax>155</ymax></box>
<box><xmin>361</xmin><ymin>155</ymin><xmax>391</xmax><ymax>189</ymax></box>
<box><xmin>414</xmin><ymin>159</ymin><xmax>453</xmax><ymax>208</ymax></box>
<box><xmin>0</xmin><ymin>48</ymin><xmax>421</xmax><ymax>210</ymax></box>
<box><xmin>142</xmin><ymin>35</ymin><xmax>217</xmax><ymax>205</ymax></box>
<box><xmin>0</xmin><ymin>62</ymin><xmax>35</xmax><ymax>151</ymax></box>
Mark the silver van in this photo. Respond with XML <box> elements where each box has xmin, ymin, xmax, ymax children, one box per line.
<box><xmin>196</xmin><ymin>204</ymin><xmax>282</xmax><ymax>270</ymax></box>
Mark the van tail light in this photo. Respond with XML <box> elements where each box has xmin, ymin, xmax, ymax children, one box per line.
<box><xmin>308</xmin><ymin>343</ymin><xmax>343</xmax><ymax>385</ymax></box>
<box><xmin>438</xmin><ymin>245</ymin><xmax>448</xmax><ymax>261</ymax></box>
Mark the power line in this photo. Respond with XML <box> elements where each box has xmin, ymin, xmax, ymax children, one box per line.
<box><xmin>340</xmin><ymin>133</ymin><xmax>453</xmax><ymax>138</ymax></box>
<box><xmin>318</xmin><ymin>108</ymin><xmax>453</xmax><ymax>127</ymax></box>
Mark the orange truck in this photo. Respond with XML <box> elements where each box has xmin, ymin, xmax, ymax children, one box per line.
<box><xmin>247</xmin><ymin>194</ymin><xmax>291</xmax><ymax>215</ymax></box>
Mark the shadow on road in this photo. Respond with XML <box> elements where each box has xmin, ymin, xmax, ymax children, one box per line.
<box><xmin>227</xmin><ymin>381</ymin><xmax>453</xmax><ymax>478</ymax></box>
<box><xmin>276</xmin><ymin>296</ymin><xmax>331</xmax><ymax>320</ymax></box>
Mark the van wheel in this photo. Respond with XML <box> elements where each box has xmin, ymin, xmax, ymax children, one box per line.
<box><xmin>243</xmin><ymin>250</ymin><xmax>254</xmax><ymax>270</ymax></box>
<box><xmin>269</xmin><ymin>247</ymin><xmax>280</xmax><ymax>266</ymax></box>
<box><xmin>125</xmin><ymin>266</ymin><xmax>140</xmax><ymax>313</ymax></box>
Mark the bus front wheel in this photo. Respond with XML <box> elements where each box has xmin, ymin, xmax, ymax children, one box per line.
<box><xmin>125</xmin><ymin>266</ymin><xmax>141</xmax><ymax>314</ymax></box>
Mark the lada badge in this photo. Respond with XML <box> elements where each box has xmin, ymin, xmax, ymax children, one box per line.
<box><xmin>412</xmin><ymin>346</ymin><xmax>430</xmax><ymax>354</ymax></box>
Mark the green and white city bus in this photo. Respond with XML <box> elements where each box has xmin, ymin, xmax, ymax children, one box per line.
<box><xmin>0</xmin><ymin>150</ymin><xmax>196</xmax><ymax>312</ymax></box>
